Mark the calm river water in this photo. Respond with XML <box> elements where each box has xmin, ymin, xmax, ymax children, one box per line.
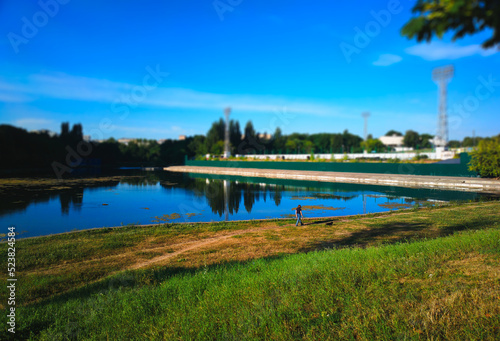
<box><xmin>0</xmin><ymin>170</ymin><xmax>494</xmax><ymax>239</ymax></box>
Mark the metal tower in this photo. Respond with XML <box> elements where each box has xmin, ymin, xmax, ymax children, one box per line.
<box><xmin>224</xmin><ymin>107</ymin><xmax>231</xmax><ymax>158</ymax></box>
<box><xmin>432</xmin><ymin>65</ymin><xmax>454</xmax><ymax>147</ymax></box>
<box><xmin>362</xmin><ymin>112</ymin><xmax>370</xmax><ymax>140</ymax></box>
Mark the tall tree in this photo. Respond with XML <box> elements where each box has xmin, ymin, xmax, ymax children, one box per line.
<box><xmin>229</xmin><ymin>120</ymin><xmax>242</xmax><ymax>152</ymax></box>
<box><xmin>70</xmin><ymin>123</ymin><xmax>83</xmax><ymax>141</ymax></box>
<box><xmin>61</xmin><ymin>122</ymin><xmax>70</xmax><ymax>136</ymax></box>
<box><xmin>272</xmin><ymin>127</ymin><xmax>285</xmax><ymax>151</ymax></box>
<box><xmin>403</xmin><ymin>130</ymin><xmax>421</xmax><ymax>148</ymax></box>
<box><xmin>342</xmin><ymin>129</ymin><xmax>363</xmax><ymax>153</ymax></box>
<box><xmin>239</xmin><ymin>121</ymin><xmax>263</xmax><ymax>154</ymax></box>
<box><xmin>420</xmin><ymin>133</ymin><xmax>434</xmax><ymax>149</ymax></box>
<box><xmin>206</xmin><ymin>119</ymin><xmax>225</xmax><ymax>154</ymax></box>
<box><xmin>243</xmin><ymin>121</ymin><xmax>256</xmax><ymax>141</ymax></box>
<box><xmin>402</xmin><ymin>0</ymin><xmax>500</xmax><ymax>48</ymax></box>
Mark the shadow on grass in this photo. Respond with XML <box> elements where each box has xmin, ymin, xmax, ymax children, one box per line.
<box><xmin>299</xmin><ymin>216</ymin><xmax>500</xmax><ymax>253</ymax></box>
<box><xmin>299</xmin><ymin>221</ymin><xmax>431</xmax><ymax>252</ymax></box>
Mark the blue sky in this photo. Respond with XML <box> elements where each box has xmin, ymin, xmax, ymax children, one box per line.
<box><xmin>0</xmin><ymin>0</ymin><xmax>499</xmax><ymax>141</ymax></box>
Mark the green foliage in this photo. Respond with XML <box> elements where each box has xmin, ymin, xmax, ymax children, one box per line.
<box><xmin>403</xmin><ymin>130</ymin><xmax>421</xmax><ymax>148</ymax></box>
<box><xmin>401</xmin><ymin>0</ymin><xmax>500</xmax><ymax>48</ymax></box>
<box><xmin>272</xmin><ymin>127</ymin><xmax>285</xmax><ymax>151</ymax></box>
<box><xmin>361</xmin><ymin>138</ymin><xmax>385</xmax><ymax>153</ymax></box>
<box><xmin>210</xmin><ymin>140</ymin><xmax>225</xmax><ymax>154</ymax></box>
<box><xmin>420</xmin><ymin>133</ymin><xmax>434</xmax><ymax>149</ymax></box>
<box><xmin>187</xmin><ymin>135</ymin><xmax>208</xmax><ymax>156</ymax></box>
<box><xmin>387</xmin><ymin>158</ymin><xmax>401</xmax><ymax>163</ymax></box>
<box><xmin>468</xmin><ymin>136</ymin><xmax>500</xmax><ymax>177</ymax></box>
<box><xmin>413</xmin><ymin>153</ymin><xmax>429</xmax><ymax>161</ymax></box>
<box><xmin>206</xmin><ymin>118</ymin><xmax>225</xmax><ymax>154</ymax></box>
<box><xmin>285</xmin><ymin>138</ymin><xmax>298</xmax><ymax>152</ymax></box>
<box><xmin>385</xmin><ymin>130</ymin><xmax>402</xmax><ymax>136</ymax></box>
<box><xmin>229</xmin><ymin>120</ymin><xmax>242</xmax><ymax>153</ymax></box>
<box><xmin>303</xmin><ymin>140</ymin><xmax>315</xmax><ymax>153</ymax></box>
<box><xmin>462</xmin><ymin>136</ymin><xmax>483</xmax><ymax>147</ymax></box>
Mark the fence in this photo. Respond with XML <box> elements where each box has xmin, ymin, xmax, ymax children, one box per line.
<box><xmin>185</xmin><ymin>153</ymin><xmax>476</xmax><ymax>177</ymax></box>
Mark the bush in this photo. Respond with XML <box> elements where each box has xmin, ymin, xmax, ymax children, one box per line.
<box><xmin>412</xmin><ymin>153</ymin><xmax>428</xmax><ymax>161</ymax></box>
<box><xmin>468</xmin><ymin>137</ymin><xmax>500</xmax><ymax>178</ymax></box>
<box><xmin>387</xmin><ymin>158</ymin><xmax>401</xmax><ymax>163</ymax></box>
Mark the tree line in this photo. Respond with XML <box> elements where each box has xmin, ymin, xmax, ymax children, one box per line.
<box><xmin>0</xmin><ymin>121</ymin><xmax>494</xmax><ymax>172</ymax></box>
<box><xmin>188</xmin><ymin>119</ymin><xmax>366</xmax><ymax>156</ymax></box>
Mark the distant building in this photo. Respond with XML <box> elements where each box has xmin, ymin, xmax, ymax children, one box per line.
<box><xmin>31</xmin><ymin>129</ymin><xmax>57</xmax><ymax>137</ymax></box>
<box><xmin>379</xmin><ymin>135</ymin><xmax>404</xmax><ymax>148</ymax></box>
<box><xmin>157</xmin><ymin>139</ymin><xmax>167</xmax><ymax>145</ymax></box>
<box><xmin>241</xmin><ymin>133</ymin><xmax>272</xmax><ymax>140</ymax></box>
<box><xmin>178</xmin><ymin>135</ymin><xmax>186</xmax><ymax>141</ymax></box>
<box><xmin>117</xmin><ymin>138</ymin><xmax>149</xmax><ymax>146</ymax></box>
<box><xmin>258</xmin><ymin>133</ymin><xmax>272</xmax><ymax>140</ymax></box>
<box><xmin>118</xmin><ymin>138</ymin><xmax>135</xmax><ymax>146</ymax></box>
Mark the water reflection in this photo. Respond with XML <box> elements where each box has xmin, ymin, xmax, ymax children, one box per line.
<box><xmin>0</xmin><ymin>170</ymin><xmax>497</xmax><ymax>239</ymax></box>
<box><xmin>186</xmin><ymin>177</ymin><xmax>285</xmax><ymax>217</ymax></box>
<box><xmin>0</xmin><ymin>179</ymin><xmax>120</xmax><ymax>217</ymax></box>
<box><xmin>0</xmin><ymin>171</ymin><xmax>494</xmax><ymax>220</ymax></box>
<box><xmin>59</xmin><ymin>188</ymin><xmax>83</xmax><ymax>215</ymax></box>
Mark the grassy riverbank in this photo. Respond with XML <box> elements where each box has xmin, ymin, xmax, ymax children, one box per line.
<box><xmin>1</xmin><ymin>201</ymin><xmax>499</xmax><ymax>339</ymax></box>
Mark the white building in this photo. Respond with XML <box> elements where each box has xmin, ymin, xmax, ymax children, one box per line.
<box><xmin>379</xmin><ymin>135</ymin><xmax>404</xmax><ymax>148</ymax></box>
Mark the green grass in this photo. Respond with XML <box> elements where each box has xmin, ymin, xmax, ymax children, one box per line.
<box><xmin>1</xmin><ymin>202</ymin><xmax>500</xmax><ymax>340</ymax></box>
<box><xmin>4</xmin><ymin>226</ymin><xmax>500</xmax><ymax>339</ymax></box>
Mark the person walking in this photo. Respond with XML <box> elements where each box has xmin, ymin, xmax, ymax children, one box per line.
<box><xmin>295</xmin><ymin>204</ymin><xmax>303</xmax><ymax>226</ymax></box>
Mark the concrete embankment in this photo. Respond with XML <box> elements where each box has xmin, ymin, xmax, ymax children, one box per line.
<box><xmin>166</xmin><ymin>166</ymin><xmax>500</xmax><ymax>194</ymax></box>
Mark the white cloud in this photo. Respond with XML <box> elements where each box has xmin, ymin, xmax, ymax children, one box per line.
<box><xmin>372</xmin><ymin>54</ymin><xmax>402</xmax><ymax>66</ymax></box>
<box><xmin>405</xmin><ymin>42</ymin><xmax>497</xmax><ymax>61</ymax></box>
<box><xmin>15</xmin><ymin>118</ymin><xmax>54</xmax><ymax>126</ymax></box>
<box><xmin>0</xmin><ymin>71</ymin><xmax>354</xmax><ymax>118</ymax></box>
<box><xmin>12</xmin><ymin>117</ymin><xmax>57</xmax><ymax>131</ymax></box>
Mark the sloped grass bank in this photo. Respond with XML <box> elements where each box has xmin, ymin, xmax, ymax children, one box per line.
<box><xmin>10</xmin><ymin>227</ymin><xmax>500</xmax><ymax>340</ymax></box>
<box><xmin>4</xmin><ymin>201</ymin><xmax>500</xmax><ymax>308</ymax></box>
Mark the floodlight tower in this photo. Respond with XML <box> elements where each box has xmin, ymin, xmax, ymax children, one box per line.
<box><xmin>362</xmin><ymin>112</ymin><xmax>370</xmax><ymax>140</ymax></box>
<box><xmin>224</xmin><ymin>107</ymin><xmax>231</xmax><ymax>158</ymax></box>
<box><xmin>432</xmin><ymin>65</ymin><xmax>454</xmax><ymax>147</ymax></box>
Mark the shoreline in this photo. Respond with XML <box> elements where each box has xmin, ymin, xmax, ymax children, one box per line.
<box><xmin>9</xmin><ymin>209</ymin><xmax>400</xmax><ymax>242</ymax></box>
<box><xmin>12</xmin><ymin>200</ymin><xmax>500</xmax><ymax>339</ymax></box>
<box><xmin>8</xmin><ymin>201</ymin><xmax>490</xmax><ymax>242</ymax></box>
<box><xmin>166</xmin><ymin>165</ymin><xmax>500</xmax><ymax>193</ymax></box>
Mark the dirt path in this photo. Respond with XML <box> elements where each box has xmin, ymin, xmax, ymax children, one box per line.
<box><xmin>127</xmin><ymin>210</ymin><xmax>430</xmax><ymax>270</ymax></box>
<box><xmin>128</xmin><ymin>224</ymin><xmax>289</xmax><ymax>270</ymax></box>
<box><xmin>27</xmin><ymin>203</ymin><xmax>487</xmax><ymax>277</ymax></box>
